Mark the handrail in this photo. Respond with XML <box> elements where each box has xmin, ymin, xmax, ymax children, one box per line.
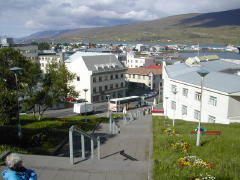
<box><xmin>70</xmin><ymin>125</ymin><xmax>98</xmax><ymax>142</ymax></box>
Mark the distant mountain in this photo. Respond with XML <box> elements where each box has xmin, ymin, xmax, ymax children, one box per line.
<box><xmin>23</xmin><ymin>8</ymin><xmax>240</xmax><ymax>45</ymax></box>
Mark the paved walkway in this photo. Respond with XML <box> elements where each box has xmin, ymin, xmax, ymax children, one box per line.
<box><xmin>0</xmin><ymin>113</ymin><xmax>152</xmax><ymax>180</ymax></box>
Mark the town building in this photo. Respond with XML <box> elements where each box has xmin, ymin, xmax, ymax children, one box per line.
<box><xmin>163</xmin><ymin>56</ymin><xmax>240</xmax><ymax>124</ymax></box>
<box><xmin>38</xmin><ymin>51</ymin><xmax>64</xmax><ymax>73</ymax></box>
<box><xmin>65</xmin><ymin>52</ymin><xmax>127</xmax><ymax>103</ymax></box>
<box><xmin>12</xmin><ymin>44</ymin><xmax>39</xmax><ymax>63</ymax></box>
<box><xmin>126</xmin><ymin>66</ymin><xmax>162</xmax><ymax>94</ymax></box>
<box><xmin>126</xmin><ymin>52</ymin><xmax>156</xmax><ymax>68</ymax></box>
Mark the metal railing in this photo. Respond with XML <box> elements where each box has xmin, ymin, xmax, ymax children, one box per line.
<box><xmin>69</xmin><ymin>125</ymin><xmax>100</xmax><ymax>165</ymax></box>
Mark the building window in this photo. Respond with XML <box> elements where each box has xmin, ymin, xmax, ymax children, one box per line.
<box><xmin>99</xmin><ymin>76</ymin><xmax>102</xmax><ymax>82</ymax></box>
<box><xmin>208</xmin><ymin>115</ymin><xmax>216</xmax><ymax>123</ymax></box>
<box><xmin>195</xmin><ymin>92</ymin><xmax>201</xmax><ymax>101</ymax></box>
<box><xmin>101</xmin><ymin>96</ymin><xmax>104</xmax><ymax>101</ymax></box>
<box><xmin>182</xmin><ymin>105</ymin><xmax>187</xmax><ymax>115</ymax></box>
<box><xmin>93</xmin><ymin>77</ymin><xmax>96</xmax><ymax>82</ymax></box>
<box><xmin>77</xmin><ymin>76</ymin><xmax>80</xmax><ymax>81</ymax></box>
<box><xmin>133</xmin><ymin>75</ymin><xmax>135</xmax><ymax>79</ymax></box>
<box><xmin>104</xmin><ymin>75</ymin><xmax>108</xmax><ymax>81</ymax></box>
<box><xmin>121</xmin><ymin>74</ymin><xmax>123</xmax><ymax>78</ymax></box>
<box><xmin>171</xmin><ymin>101</ymin><xmax>176</xmax><ymax>110</ymax></box>
<box><xmin>110</xmin><ymin>84</ymin><xmax>113</xmax><ymax>89</ymax></box>
<box><xmin>115</xmin><ymin>74</ymin><xmax>118</xmax><ymax>79</ymax></box>
<box><xmin>115</xmin><ymin>83</ymin><xmax>119</xmax><ymax>88</ymax></box>
<box><xmin>121</xmin><ymin>82</ymin><xmax>124</xmax><ymax>87</ymax></box>
<box><xmin>209</xmin><ymin>96</ymin><xmax>217</xmax><ymax>106</ymax></box>
<box><xmin>110</xmin><ymin>74</ymin><xmax>113</xmax><ymax>80</ymax></box>
<box><xmin>135</xmin><ymin>60</ymin><xmax>138</xmax><ymax>63</ymax></box>
<box><xmin>105</xmin><ymin>85</ymin><xmax>108</xmax><ymax>90</ymax></box>
<box><xmin>99</xmin><ymin>86</ymin><xmax>102</xmax><ymax>92</ymax></box>
<box><xmin>182</xmin><ymin>88</ymin><xmax>188</xmax><ymax>97</ymax></box>
<box><xmin>194</xmin><ymin>110</ymin><xmax>200</xmax><ymax>120</ymax></box>
<box><xmin>93</xmin><ymin>87</ymin><xmax>96</xmax><ymax>93</ymax></box>
<box><xmin>172</xmin><ymin>85</ymin><xmax>177</xmax><ymax>93</ymax></box>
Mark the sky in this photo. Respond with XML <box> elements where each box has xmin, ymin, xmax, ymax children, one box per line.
<box><xmin>0</xmin><ymin>0</ymin><xmax>240</xmax><ymax>38</ymax></box>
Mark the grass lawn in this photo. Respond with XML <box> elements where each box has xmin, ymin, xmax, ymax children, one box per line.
<box><xmin>152</xmin><ymin>116</ymin><xmax>240</xmax><ymax>180</ymax></box>
<box><xmin>0</xmin><ymin>115</ymin><xmax>108</xmax><ymax>155</ymax></box>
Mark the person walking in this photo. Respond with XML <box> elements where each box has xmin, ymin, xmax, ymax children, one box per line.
<box><xmin>2</xmin><ymin>153</ymin><xmax>37</xmax><ymax>180</ymax></box>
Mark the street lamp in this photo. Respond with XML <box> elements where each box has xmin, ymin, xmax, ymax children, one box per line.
<box><xmin>196</xmin><ymin>69</ymin><xmax>209</xmax><ymax>146</ymax></box>
<box><xmin>106</xmin><ymin>95</ymin><xmax>110</xmax><ymax>117</ymax></box>
<box><xmin>164</xmin><ymin>96</ymin><xmax>169</xmax><ymax>127</ymax></box>
<box><xmin>172</xmin><ymin>90</ymin><xmax>178</xmax><ymax>127</ymax></box>
<box><xmin>83</xmin><ymin>88</ymin><xmax>88</xmax><ymax>123</ymax></box>
<box><xmin>10</xmin><ymin>67</ymin><xmax>23</xmax><ymax>140</ymax></box>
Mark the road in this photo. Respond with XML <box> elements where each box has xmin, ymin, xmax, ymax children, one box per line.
<box><xmin>42</xmin><ymin>96</ymin><xmax>158</xmax><ymax>118</ymax></box>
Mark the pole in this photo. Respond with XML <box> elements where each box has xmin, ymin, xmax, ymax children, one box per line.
<box><xmin>91</xmin><ymin>139</ymin><xmax>94</xmax><ymax>159</ymax></box>
<box><xmin>196</xmin><ymin>76</ymin><xmax>204</xmax><ymax>146</ymax></box>
<box><xmin>69</xmin><ymin>127</ymin><xmax>74</xmax><ymax>164</ymax></box>
<box><xmin>81</xmin><ymin>134</ymin><xmax>85</xmax><ymax>159</ymax></box>
<box><xmin>14</xmin><ymin>73</ymin><xmax>22</xmax><ymax>140</ymax></box>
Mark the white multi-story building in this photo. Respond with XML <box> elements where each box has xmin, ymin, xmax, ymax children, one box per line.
<box><xmin>163</xmin><ymin>57</ymin><xmax>240</xmax><ymax>124</ymax></box>
<box><xmin>65</xmin><ymin>52</ymin><xmax>127</xmax><ymax>103</ymax></box>
<box><xmin>39</xmin><ymin>51</ymin><xmax>64</xmax><ymax>73</ymax></box>
<box><xmin>126</xmin><ymin>52</ymin><xmax>155</xmax><ymax>68</ymax></box>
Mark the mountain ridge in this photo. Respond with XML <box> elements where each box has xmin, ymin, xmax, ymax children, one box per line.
<box><xmin>22</xmin><ymin>8</ymin><xmax>240</xmax><ymax>45</ymax></box>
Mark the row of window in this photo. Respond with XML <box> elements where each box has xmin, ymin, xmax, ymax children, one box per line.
<box><xmin>93</xmin><ymin>74</ymin><xmax>124</xmax><ymax>82</ymax></box>
<box><xmin>93</xmin><ymin>82</ymin><xmax>125</xmax><ymax>93</ymax></box>
<box><xmin>128</xmin><ymin>74</ymin><xmax>152</xmax><ymax>80</ymax></box>
<box><xmin>171</xmin><ymin>85</ymin><xmax>217</xmax><ymax>107</ymax></box>
<box><xmin>171</xmin><ymin>101</ymin><xmax>216</xmax><ymax>123</ymax></box>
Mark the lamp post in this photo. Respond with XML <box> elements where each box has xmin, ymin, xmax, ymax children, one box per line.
<box><xmin>172</xmin><ymin>90</ymin><xmax>178</xmax><ymax>127</ymax></box>
<box><xmin>164</xmin><ymin>96</ymin><xmax>169</xmax><ymax>127</ymax></box>
<box><xmin>196</xmin><ymin>69</ymin><xmax>209</xmax><ymax>146</ymax></box>
<box><xmin>83</xmin><ymin>88</ymin><xmax>88</xmax><ymax>123</ymax></box>
<box><xmin>106</xmin><ymin>95</ymin><xmax>110</xmax><ymax>117</ymax></box>
<box><xmin>10</xmin><ymin>67</ymin><xmax>23</xmax><ymax>140</ymax></box>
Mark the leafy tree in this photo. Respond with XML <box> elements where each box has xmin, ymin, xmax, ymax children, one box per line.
<box><xmin>0</xmin><ymin>47</ymin><xmax>42</xmax><ymax>124</ymax></box>
<box><xmin>29</xmin><ymin>62</ymin><xmax>79</xmax><ymax>120</ymax></box>
<box><xmin>38</xmin><ymin>43</ymin><xmax>50</xmax><ymax>50</ymax></box>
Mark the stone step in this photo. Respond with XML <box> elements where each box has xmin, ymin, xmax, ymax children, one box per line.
<box><xmin>1</xmin><ymin>154</ymin><xmax>149</xmax><ymax>180</ymax></box>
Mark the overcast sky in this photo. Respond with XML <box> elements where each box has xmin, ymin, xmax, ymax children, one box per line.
<box><xmin>0</xmin><ymin>0</ymin><xmax>240</xmax><ymax>37</ymax></box>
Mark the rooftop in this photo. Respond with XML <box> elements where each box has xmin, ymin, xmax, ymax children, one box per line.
<box><xmin>127</xmin><ymin>67</ymin><xmax>162</xmax><ymax>76</ymax></box>
<box><xmin>166</xmin><ymin>59</ymin><xmax>240</xmax><ymax>94</ymax></box>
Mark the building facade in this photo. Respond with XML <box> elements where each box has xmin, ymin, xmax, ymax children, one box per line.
<box><xmin>126</xmin><ymin>52</ymin><xmax>155</xmax><ymax>68</ymax></box>
<box><xmin>39</xmin><ymin>52</ymin><xmax>64</xmax><ymax>73</ymax></box>
<box><xmin>126</xmin><ymin>66</ymin><xmax>162</xmax><ymax>93</ymax></box>
<box><xmin>65</xmin><ymin>52</ymin><xmax>127</xmax><ymax>103</ymax></box>
<box><xmin>163</xmin><ymin>58</ymin><xmax>240</xmax><ymax>124</ymax></box>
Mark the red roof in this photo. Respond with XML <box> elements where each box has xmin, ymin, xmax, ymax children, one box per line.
<box><xmin>148</xmin><ymin>65</ymin><xmax>162</xmax><ymax>69</ymax></box>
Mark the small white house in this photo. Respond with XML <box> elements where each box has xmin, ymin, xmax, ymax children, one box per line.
<box><xmin>163</xmin><ymin>57</ymin><xmax>240</xmax><ymax>124</ymax></box>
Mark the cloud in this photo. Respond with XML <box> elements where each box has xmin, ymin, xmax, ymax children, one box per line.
<box><xmin>0</xmin><ymin>0</ymin><xmax>240</xmax><ymax>37</ymax></box>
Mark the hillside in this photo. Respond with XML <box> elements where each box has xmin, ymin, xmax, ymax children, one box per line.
<box><xmin>24</xmin><ymin>9</ymin><xmax>240</xmax><ymax>45</ymax></box>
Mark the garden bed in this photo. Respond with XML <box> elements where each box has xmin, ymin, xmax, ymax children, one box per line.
<box><xmin>152</xmin><ymin>116</ymin><xmax>240</xmax><ymax>180</ymax></box>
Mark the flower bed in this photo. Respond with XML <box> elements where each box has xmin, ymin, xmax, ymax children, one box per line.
<box><xmin>171</xmin><ymin>140</ymin><xmax>190</xmax><ymax>153</ymax></box>
<box><xmin>177</xmin><ymin>155</ymin><xmax>214</xmax><ymax>169</ymax></box>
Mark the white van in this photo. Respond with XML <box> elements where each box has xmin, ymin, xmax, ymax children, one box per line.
<box><xmin>73</xmin><ymin>103</ymin><xmax>94</xmax><ymax>114</ymax></box>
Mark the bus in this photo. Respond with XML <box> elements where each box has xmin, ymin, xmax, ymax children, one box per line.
<box><xmin>109</xmin><ymin>96</ymin><xmax>144</xmax><ymax>112</ymax></box>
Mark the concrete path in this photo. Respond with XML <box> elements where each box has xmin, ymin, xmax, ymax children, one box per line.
<box><xmin>1</xmin><ymin>113</ymin><xmax>152</xmax><ymax>180</ymax></box>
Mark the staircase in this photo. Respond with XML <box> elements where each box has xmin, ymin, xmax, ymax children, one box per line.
<box><xmin>0</xmin><ymin>113</ymin><xmax>153</xmax><ymax>180</ymax></box>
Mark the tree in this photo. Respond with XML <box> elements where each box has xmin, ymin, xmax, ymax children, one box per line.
<box><xmin>38</xmin><ymin>43</ymin><xmax>50</xmax><ymax>50</ymax></box>
<box><xmin>29</xmin><ymin>62</ymin><xmax>79</xmax><ymax>120</ymax></box>
<box><xmin>0</xmin><ymin>47</ymin><xmax>42</xmax><ymax>124</ymax></box>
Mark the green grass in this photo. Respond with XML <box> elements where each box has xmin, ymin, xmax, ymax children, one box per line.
<box><xmin>152</xmin><ymin>117</ymin><xmax>240</xmax><ymax>180</ymax></box>
<box><xmin>0</xmin><ymin>115</ymin><xmax>108</xmax><ymax>155</ymax></box>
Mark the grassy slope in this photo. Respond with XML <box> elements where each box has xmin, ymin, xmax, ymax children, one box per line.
<box><xmin>152</xmin><ymin>117</ymin><xmax>240</xmax><ymax>180</ymax></box>
<box><xmin>0</xmin><ymin>115</ymin><xmax>109</xmax><ymax>155</ymax></box>
<box><xmin>43</xmin><ymin>10</ymin><xmax>240</xmax><ymax>45</ymax></box>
